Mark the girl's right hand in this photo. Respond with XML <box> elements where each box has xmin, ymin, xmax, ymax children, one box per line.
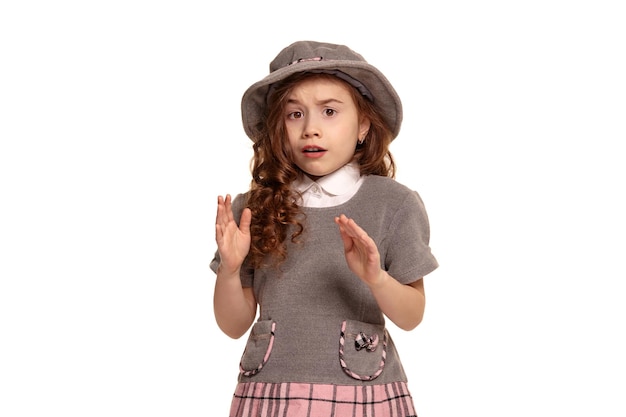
<box><xmin>215</xmin><ymin>194</ymin><xmax>252</xmax><ymax>274</ymax></box>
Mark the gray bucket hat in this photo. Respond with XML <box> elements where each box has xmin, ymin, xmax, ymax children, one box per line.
<box><xmin>241</xmin><ymin>40</ymin><xmax>403</xmax><ymax>142</ymax></box>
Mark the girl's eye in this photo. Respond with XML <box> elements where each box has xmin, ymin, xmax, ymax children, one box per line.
<box><xmin>324</xmin><ymin>109</ymin><xmax>336</xmax><ymax>117</ymax></box>
<box><xmin>288</xmin><ymin>111</ymin><xmax>303</xmax><ymax>119</ymax></box>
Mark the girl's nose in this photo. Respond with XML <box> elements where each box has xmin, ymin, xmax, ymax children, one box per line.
<box><xmin>302</xmin><ymin>116</ymin><xmax>321</xmax><ymax>138</ymax></box>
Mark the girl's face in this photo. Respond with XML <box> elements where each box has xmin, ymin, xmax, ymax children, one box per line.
<box><xmin>284</xmin><ymin>77</ymin><xmax>370</xmax><ymax>181</ymax></box>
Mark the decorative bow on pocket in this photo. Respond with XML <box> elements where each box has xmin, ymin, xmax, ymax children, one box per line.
<box><xmin>354</xmin><ymin>331</ymin><xmax>379</xmax><ymax>352</ymax></box>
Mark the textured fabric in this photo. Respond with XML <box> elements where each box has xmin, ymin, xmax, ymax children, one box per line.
<box><xmin>240</xmin><ymin>41</ymin><xmax>403</xmax><ymax>141</ymax></box>
<box><xmin>230</xmin><ymin>382</ymin><xmax>418</xmax><ymax>417</ymax></box>
<box><xmin>210</xmin><ymin>175</ymin><xmax>437</xmax><ymax>385</ymax></box>
<box><xmin>211</xmin><ymin>174</ymin><xmax>437</xmax><ymax>414</ymax></box>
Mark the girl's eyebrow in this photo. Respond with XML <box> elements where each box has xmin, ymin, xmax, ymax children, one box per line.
<box><xmin>286</xmin><ymin>98</ymin><xmax>345</xmax><ymax>106</ymax></box>
<box><xmin>317</xmin><ymin>98</ymin><xmax>344</xmax><ymax>106</ymax></box>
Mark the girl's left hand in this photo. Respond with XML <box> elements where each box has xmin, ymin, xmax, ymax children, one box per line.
<box><xmin>334</xmin><ymin>214</ymin><xmax>384</xmax><ymax>287</ymax></box>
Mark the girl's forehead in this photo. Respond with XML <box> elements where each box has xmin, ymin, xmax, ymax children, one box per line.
<box><xmin>288</xmin><ymin>76</ymin><xmax>353</xmax><ymax>99</ymax></box>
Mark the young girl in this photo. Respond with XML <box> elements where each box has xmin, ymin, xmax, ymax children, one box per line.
<box><xmin>211</xmin><ymin>40</ymin><xmax>438</xmax><ymax>417</ymax></box>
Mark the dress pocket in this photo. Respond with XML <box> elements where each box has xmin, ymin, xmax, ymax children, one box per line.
<box><xmin>339</xmin><ymin>320</ymin><xmax>387</xmax><ymax>381</ymax></box>
<box><xmin>239</xmin><ymin>320</ymin><xmax>276</xmax><ymax>377</ymax></box>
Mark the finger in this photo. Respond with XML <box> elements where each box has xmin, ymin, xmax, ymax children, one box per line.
<box><xmin>334</xmin><ymin>216</ymin><xmax>355</xmax><ymax>251</ymax></box>
<box><xmin>239</xmin><ymin>208</ymin><xmax>252</xmax><ymax>235</ymax></box>
<box><xmin>216</xmin><ymin>195</ymin><xmax>225</xmax><ymax>224</ymax></box>
<box><xmin>337</xmin><ymin>215</ymin><xmax>378</xmax><ymax>256</ymax></box>
<box><xmin>334</xmin><ymin>215</ymin><xmax>346</xmax><ymax>233</ymax></box>
<box><xmin>336</xmin><ymin>215</ymin><xmax>364</xmax><ymax>239</ymax></box>
<box><xmin>224</xmin><ymin>194</ymin><xmax>235</xmax><ymax>223</ymax></box>
<box><xmin>216</xmin><ymin>195</ymin><xmax>231</xmax><ymax>229</ymax></box>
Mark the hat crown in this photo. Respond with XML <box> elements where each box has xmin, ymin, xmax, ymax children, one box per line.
<box><xmin>241</xmin><ymin>40</ymin><xmax>402</xmax><ymax>142</ymax></box>
<box><xmin>269</xmin><ymin>41</ymin><xmax>366</xmax><ymax>73</ymax></box>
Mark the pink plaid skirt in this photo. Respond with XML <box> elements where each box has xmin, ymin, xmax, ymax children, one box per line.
<box><xmin>229</xmin><ymin>381</ymin><xmax>417</xmax><ymax>417</ymax></box>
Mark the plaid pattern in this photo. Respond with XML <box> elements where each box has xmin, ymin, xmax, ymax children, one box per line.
<box><xmin>339</xmin><ymin>320</ymin><xmax>387</xmax><ymax>381</ymax></box>
<box><xmin>229</xmin><ymin>381</ymin><xmax>417</xmax><ymax>417</ymax></box>
<box><xmin>241</xmin><ymin>322</ymin><xmax>276</xmax><ymax>377</ymax></box>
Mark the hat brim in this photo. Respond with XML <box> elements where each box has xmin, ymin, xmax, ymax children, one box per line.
<box><xmin>241</xmin><ymin>59</ymin><xmax>402</xmax><ymax>141</ymax></box>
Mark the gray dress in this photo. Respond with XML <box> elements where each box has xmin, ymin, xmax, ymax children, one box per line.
<box><xmin>211</xmin><ymin>175</ymin><xmax>438</xmax><ymax>416</ymax></box>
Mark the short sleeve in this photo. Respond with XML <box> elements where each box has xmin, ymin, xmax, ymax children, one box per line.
<box><xmin>383</xmin><ymin>190</ymin><xmax>438</xmax><ymax>284</ymax></box>
<box><xmin>209</xmin><ymin>193</ymin><xmax>255</xmax><ymax>287</ymax></box>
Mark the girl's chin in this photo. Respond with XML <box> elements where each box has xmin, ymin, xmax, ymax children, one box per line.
<box><xmin>304</xmin><ymin>173</ymin><xmax>323</xmax><ymax>181</ymax></box>
<box><xmin>300</xmin><ymin>165</ymin><xmax>347</xmax><ymax>181</ymax></box>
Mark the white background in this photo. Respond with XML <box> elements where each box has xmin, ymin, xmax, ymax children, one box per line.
<box><xmin>1</xmin><ymin>1</ymin><xmax>625</xmax><ymax>416</ymax></box>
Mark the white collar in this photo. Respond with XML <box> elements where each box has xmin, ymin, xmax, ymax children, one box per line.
<box><xmin>293</xmin><ymin>162</ymin><xmax>362</xmax><ymax>196</ymax></box>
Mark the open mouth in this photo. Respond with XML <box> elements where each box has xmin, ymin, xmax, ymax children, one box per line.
<box><xmin>302</xmin><ymin>146</ymin><xmax>327</xmax><ymax>153</ymax></box>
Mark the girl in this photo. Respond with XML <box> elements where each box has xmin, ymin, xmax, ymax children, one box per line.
<box><xmin>211</xmin><ymin>40</ymin><xmax>438</xmax><ymax>417</ymax></box>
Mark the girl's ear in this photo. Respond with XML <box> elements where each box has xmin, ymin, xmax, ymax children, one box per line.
<box><xmin>359</xmin><ymin>117</ymin><xmax>371</xmax><ymax>140</ymax></box>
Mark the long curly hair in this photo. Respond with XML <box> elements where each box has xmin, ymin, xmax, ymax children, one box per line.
<box><xmin>245</xmin><ymin>72</ymin><xmax>396</xmax><ymax>268</ymax></box>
